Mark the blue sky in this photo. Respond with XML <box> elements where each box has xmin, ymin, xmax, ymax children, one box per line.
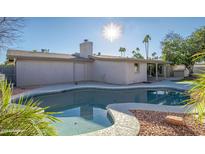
<box><xmin>0</xmin><ymin>17</ymin><xmax>205</xmax><ymax>63</ymax></box>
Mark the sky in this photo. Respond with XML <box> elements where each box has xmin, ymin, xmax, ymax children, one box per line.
<box><xmin>0</xmin><ymin>17</ymin><xmax>205</xmax><ymax>63</ymax></box>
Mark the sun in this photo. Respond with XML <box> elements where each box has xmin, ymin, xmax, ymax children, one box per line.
<box><xmin>102</xmin><ymin>23</ymin><xmax>122</xmax><ymax>42</ymax></box>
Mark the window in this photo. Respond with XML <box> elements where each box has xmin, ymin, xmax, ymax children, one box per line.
<box><xmin>134</xmin><ymin>63</ymin><xmax>139</xmax><ymax>73</ymax></box>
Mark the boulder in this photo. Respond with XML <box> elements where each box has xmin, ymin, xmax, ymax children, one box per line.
<box><xmin>165</xmin><ymin>115</ymin><xmax>185</xmax><ymax>126</ymax></box>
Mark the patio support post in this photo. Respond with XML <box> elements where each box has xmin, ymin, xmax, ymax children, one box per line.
<box><xmin>156</xmin><ymin>63</ymin><xmax>158</xmax><ymax>80</ymax></box>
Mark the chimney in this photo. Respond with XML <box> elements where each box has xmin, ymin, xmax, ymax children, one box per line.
<box><xmin>80</xmin><ymin>39</ymin><xmax>93</xmax><ymax>58</ymax></box>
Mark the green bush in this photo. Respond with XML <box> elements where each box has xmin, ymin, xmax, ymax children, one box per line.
<box><xmin>0</xmin><ymin>80</ymin><xmax>60</xmax><ymax>136</ymax></box>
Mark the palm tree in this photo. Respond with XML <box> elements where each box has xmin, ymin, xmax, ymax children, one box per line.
<box><xmin>132</xmin><ymin>47</ymin><xmax>144</xmax><ymax>59</ymax></box>
<box><xmin>0</xmin><ymin>80</ymin><xmax>60</xmax><ymax>136</ymax></box>
<box><xmin>186</xmin><ymin>51</ymin><xmax>205</xmax><ymax>124</ymax></box>
<box><xmin>136</xmin><ymin>47</ymin><xmax>140</xmax><ymax>52</ymax></box>
<box><xmin>119</xmin><ymin>47</ymin><xmax>126</xmax><ymax>57</ymax></box>
<box><xmin>151</xmin><ymin>52</ymin><xmax>158</xmax><ymax>59</ymax></box>
<box><xmin>143</xmin><ymin>35</ymin><xmax>151</xmax><ymax>59</ymax></box>
<box><xmin>132</xmin><ymin>48</ymin><xmax>140</xmax><ymax>55</ymax></box>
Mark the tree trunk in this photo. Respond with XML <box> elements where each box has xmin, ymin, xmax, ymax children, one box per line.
<box><xmin>147</xmin><ymin>42</ymin><xmax>149</xmax><ymax>59</ymax></box>
<box><xmin>187</xmin><ymin>65</ymin><xmax>194</xmax><ymax>76</ymax></box>
<box><xmin>145</xmin><ymin>43</ymin><xmax>148</xmax><ymax>59</ymax></box>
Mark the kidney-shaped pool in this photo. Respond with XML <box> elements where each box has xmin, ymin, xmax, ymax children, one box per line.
<box><xmin>27</xmin><ymin>87</ymin><xmax>189</xmax><ymax>136</ymax></box>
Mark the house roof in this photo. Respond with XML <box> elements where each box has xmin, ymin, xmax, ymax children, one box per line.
<box><xmin>7</xmin><ymin>50</ymin><xmax>93</xmax><ymax>62</ymax></box>
<box><xmin>90</xmin><ymin>55</ymin><xmax>171</xmax><ymax>64</ymax></box>
<box><xmin>7</xmin><ymin>49</ymin><xmax>171</xmax><ymax>64</ymax></box>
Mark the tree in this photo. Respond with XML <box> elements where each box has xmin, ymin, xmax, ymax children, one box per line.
<box><xmin>151</xmin><ymin>52</ymin><xmax>158</xmax><ymax>59</ymax></box>
<box><xmin>136</xmin><ymin>47</ymin><xmax>140</xmax><ymax>52</ymax></box>
<box><xmin>186</xmin><ymin>26</ymin><xmax>205</xmax><ymax>68</ymax></box>
<box><xmin>161</xmin><ymin>32</ymin><xmax>194</xmax><ymax>75</ymax></box>
<box><xmin>161</xmin><ymin>28</ymin><xmax>205</xmax><ymax>76</ymax></box>
<box><xmin>41</xmin><ymin>49</ymin><xmax>50</xmax><ymax>53</ymax></box>
<box><xmin>189</xmin><ymin>26</ymin><xmax>205</xmax><ymax>53</ymax></box>
<box><xmin>143</xmin><ymin>34</ymin><xmax>151</xmax><ymax>59</ymax></box>
<box><xmin>161</xmin><ymin>32</ymin><xmax>187</xmax><ymax>62</ymax></box>
<box><xmin>132</xmin><ymin>47</ymin><xmax>144</xmax><ymax>59</ymax></box>
<box><xmin>0</xmin><ymin>80</ymin><xmax>60</xmax><ymax>136</ymax></box>
<box><xmin>0</xmin><ymin>17</ymin><xmax>24</xmax><ymax>50</ymax></box>
<box><xmin>119</xmin><ymin>47</ymin><xmax>126</xmax><ymax>57</ymax></box>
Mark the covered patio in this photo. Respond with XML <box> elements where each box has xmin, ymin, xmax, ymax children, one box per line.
<box><xmin>147</xmin><ymin>62</ymin><xmax>170</xmax><ymax>81</ymax></box>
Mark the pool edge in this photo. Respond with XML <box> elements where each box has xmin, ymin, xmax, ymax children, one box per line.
<box><xmin>79</xmin><ymin>108</ymin><xmax>140</xmax><ymax>136</ymax></box>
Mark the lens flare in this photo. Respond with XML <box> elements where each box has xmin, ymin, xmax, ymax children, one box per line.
<box><xmin>102</xmin><ymin>23</ymin><xmax>122</xmax><ymax>42</ymax></box>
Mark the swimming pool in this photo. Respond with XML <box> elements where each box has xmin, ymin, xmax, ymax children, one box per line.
<box><xmin>30</xmin><ymin>87</ymin><xmax>189</xmax><ymax>135</ymax></box>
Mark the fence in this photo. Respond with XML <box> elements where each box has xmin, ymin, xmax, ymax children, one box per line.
<box><xmin>0</xmin><ymin>65</ymin><xmax>16</xmax><ymax>85</ymax></box>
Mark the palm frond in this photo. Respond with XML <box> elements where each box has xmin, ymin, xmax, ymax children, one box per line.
<box><xmin>0</xmin><ymin>80</ymin><xmax>60</xmax><ymax>136</ymax></box>
<box><xmin>186</xmin><ymin>72</ymin><xmax>205</xmax><ymax>124</ymax></box>
<box><xmin>192</xmin><ymin>50</ymin><xmax>205</xmax><ymax>61</ymax></box>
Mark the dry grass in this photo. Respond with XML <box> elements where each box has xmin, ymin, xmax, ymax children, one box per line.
<box><xmin>131</xmin><ymin>110</ymin><xmax>205</xmax><ymax>136</ymax></box>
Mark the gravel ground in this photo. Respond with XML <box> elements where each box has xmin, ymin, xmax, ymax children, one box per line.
<box><xmin>12</xmin><ymin>87</ymin><xmax>35</xmax><ymax>95</ymax></box>
<box><xmin>131</xmin><ymin>110</ymin><xmax>205</xmax><ymax>136</ymax></box>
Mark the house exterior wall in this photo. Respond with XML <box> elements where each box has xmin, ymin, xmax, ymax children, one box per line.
<box><xmin>15</xmin><ymin>58</ymin><xmax>165</xmax><ymax>87</ymax></box>
<box><xmin>91</xmin><ymin>60</ymin><xmax>147</xmax><ymax>84</ymax></box>
<box><xmin>91</xmin><ymin>60</ymin><xmax>128</xmax><ymax>84</ymax></box>
<box><xmin>74</xmin><ymin>62</ymin><xmax>92</xmax><ymax>82</ymax></box>
<box><xmin>16</xmin><ymin>59</ymin><xmax>92</xmax><ymax>87</ymax></box>
<box><xmin>126</xmin><ymin>62</ymin><xmax>147</xmax><ymax>84</ymax></box>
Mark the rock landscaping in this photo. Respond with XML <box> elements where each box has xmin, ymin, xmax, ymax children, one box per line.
<box><xmin>131</xmin><ymin>110</ymin><xmax>205</xmax><ymax>136</ymax></box>
<box><xmin>165</xmin><ymin>115</ymin><xmax>185</xmax><ymax>126</ymax></box>
<box><xmin>12</xmin><ymin>87</ymin><xmax>35</xmax><ymax>95</ymax></box>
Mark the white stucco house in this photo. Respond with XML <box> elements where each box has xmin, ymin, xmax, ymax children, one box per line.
<box><xmin>7</xmin><ymin>40</ymin><xmax>171</xmax><ymax>87</ymax></box>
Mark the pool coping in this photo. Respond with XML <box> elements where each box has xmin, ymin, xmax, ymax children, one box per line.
<box><xmin>80</xmin><ymin>108</ymin><xmax>140</xmax><ymax>136</ymax></box>
<box><xmin>11</xmin><ymin>81</ymin><xmax>192</xmax><ymax>136</ymax></box>
<box><xmin>12</xmin><ymin>80</ymin><xmax>191</xmax><ymax>100</ymax></box>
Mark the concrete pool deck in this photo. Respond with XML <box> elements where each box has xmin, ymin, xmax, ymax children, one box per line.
<box><xmin>12</xmin><ymin>80</ymin><xmax>192</xmax><ymax>136</ymax></box>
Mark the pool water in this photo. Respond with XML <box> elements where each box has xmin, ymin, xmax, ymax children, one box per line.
<box><xmin>32</xmin><ymin>88</ymin><xmax>189</xmax><ymax>135</ymax></box>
